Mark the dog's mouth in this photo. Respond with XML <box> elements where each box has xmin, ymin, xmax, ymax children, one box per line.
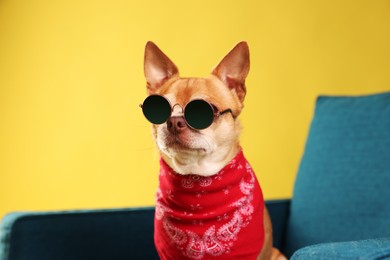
<box><xmin>167</xmin><ymin>135</ymin><xmax>193</xmax><ymax>150</ymax></box>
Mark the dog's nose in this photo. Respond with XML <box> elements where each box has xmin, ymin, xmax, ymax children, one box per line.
<box><xmin>167</xmin><ymin>116</ymin><xmax>187</xmax><ymax>134</ymax></box>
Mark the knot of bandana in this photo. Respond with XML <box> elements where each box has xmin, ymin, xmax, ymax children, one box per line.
<box><xmin>154</xmin><ymin>150</ymin><xmax>265</xmax><ymax>260</ymax></box>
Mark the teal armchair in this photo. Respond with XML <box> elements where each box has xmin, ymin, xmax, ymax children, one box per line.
<box><xmin>1</xmin><ymin>91</ymin><xmax>390</xmax><ymax>259</ymax></box>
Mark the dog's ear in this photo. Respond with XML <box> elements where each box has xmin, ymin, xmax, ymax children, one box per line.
<box><xmin>212</xmin><ymin>42</ymin><xmax>249</xmax><ymax>102</ymax></box>
<box><xmin>144</xmin><ymin>41</ymin><xmax>179</xmax><ymax>94</ymax></box>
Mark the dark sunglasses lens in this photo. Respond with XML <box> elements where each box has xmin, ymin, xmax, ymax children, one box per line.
<box><xmin>142</xmin><ymin>95</ymin><xmax>171</xmax><ymax>124</ymax></box>
<box><xmin>185</xmin><ymin>100</ymin><xmax>214</xmax><ymax>129</ymax></box>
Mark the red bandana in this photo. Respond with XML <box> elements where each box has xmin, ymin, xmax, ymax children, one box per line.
<box><xmin>154</xmin><ymin>150</ymin><xmax>265</xmax><ymax>260</ymax></box>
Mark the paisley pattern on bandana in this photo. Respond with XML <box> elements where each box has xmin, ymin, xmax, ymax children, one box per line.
<box><xmin>154</xmin><ymin>150</ymin><xmax>265</xmax><ymax>260</ymax></box>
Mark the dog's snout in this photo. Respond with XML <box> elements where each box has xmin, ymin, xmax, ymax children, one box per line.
<box><xmin>167</xmin><ymin>116</ymin><xmax>187</xmax><ymax>133</ymax></box>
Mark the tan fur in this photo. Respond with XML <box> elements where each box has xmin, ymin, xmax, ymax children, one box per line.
<box><xmin>144</xmin><ymin>41</ymin><xmax>286</xmax><ymax>259</ymax></box>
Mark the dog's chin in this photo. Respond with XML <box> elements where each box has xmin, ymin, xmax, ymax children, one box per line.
<box><xmin>159</xmin><ymin>136</ymin><xmax>209</xmax><ymax>157</ymax></box>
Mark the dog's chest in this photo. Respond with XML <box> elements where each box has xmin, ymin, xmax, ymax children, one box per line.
<box><xmin>154</xmin><ymin>151</ymin><xmax>265</xmax><ymax>260</ymax></box>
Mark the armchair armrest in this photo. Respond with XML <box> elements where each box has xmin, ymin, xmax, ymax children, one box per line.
<box><xmin>291</xmin><ymin>237</ymin><xmax>390</xmax><ymax>260</ymax></box>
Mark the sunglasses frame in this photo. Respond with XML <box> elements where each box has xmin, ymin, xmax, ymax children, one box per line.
<box><xmin>139</xmin><ymin>94</ymin><xmax>234</xmax><ymax>130</ymax></box>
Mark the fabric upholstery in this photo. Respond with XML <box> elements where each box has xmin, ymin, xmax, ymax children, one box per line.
<box><xmin>291</xmin><ymin>237</ymin><xmax>390</xmax><ymax>260</ymax></box>
<box><xmin>285</xmin><ymin>92</ymin><xmax>390</xmax><ymax>257</ymax></box>
<box><xmin>0</xmin><ymin>208</ymin><xmax>159</xmax><ymax>260</ymax></box>
<box><xmin>265</xmin><ymin>200</ymin><xmax>290</xmax><ymax>250</ymax></box>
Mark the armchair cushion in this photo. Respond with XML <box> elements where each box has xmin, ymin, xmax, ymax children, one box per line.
<box><xmin>285</xmin><ymin>92</ymin><xmax>390</xmax><ymax>257</ymax></box>
<box><xmin>291</xmin><ymin>237</ymin><xmax>390</xmax><ymax>260</ymax></box>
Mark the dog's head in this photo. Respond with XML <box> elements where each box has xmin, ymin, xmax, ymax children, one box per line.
<box><xmin>143</xmin><ymin>42</ymin><xmax>250</xmax><ymax>176</ymax></box>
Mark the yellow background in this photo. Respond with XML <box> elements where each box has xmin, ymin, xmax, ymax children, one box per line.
<box><xmin>1</xmin><ymin>0</ymin><xmax>390</xmax><ymax>219</ymax></box>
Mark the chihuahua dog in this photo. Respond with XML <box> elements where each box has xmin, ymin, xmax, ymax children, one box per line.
<box><xmin>142</xmin><ymin>42</ymin><xmax>285</xmax><ymax>260</ymax></box>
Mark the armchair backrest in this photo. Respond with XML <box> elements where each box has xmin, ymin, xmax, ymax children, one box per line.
<box><xmin>0</xmin><ymin>208</ymin><xmax>159</xmax><ymax>260</ymax></box>
<box><xmin>284</xmin><ymin>92</ymin><xmax>390</xmax><ymax>257</ymax></box>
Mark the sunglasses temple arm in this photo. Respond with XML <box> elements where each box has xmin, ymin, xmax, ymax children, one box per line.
<box><xmin>218</xmin><ymin>109</ymin><xmax>235</xmax><ymax>118</ymax></box>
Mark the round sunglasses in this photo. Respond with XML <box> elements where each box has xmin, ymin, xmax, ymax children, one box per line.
<box><xmin>140</xmin><ymin>95</ymin><xmax>234</xmax><ymax>130</ymax></box>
